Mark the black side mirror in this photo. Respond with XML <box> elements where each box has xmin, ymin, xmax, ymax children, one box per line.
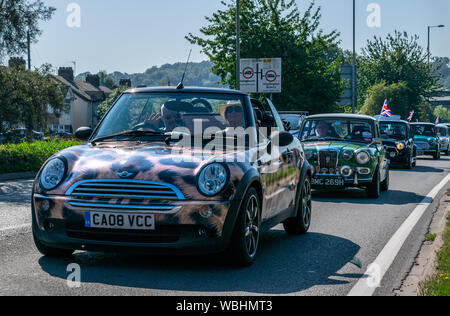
<box><xmin>75</xmin><ymin>127</ymin><xmax>93</xmax><ymax>141</ymax></box>
<box><xmin>268</xmin><ymin>131</ymin><xmax>294</xmax><ymax>154</ymax></box>
<box><xmin>262</xmin><ymin>113</ymin><xmax>275</xmax><ymax>126</ymax></box>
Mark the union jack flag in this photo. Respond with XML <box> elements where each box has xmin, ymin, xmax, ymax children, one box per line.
<box><xmin>380</xmin><ymin>100</ymin><xmax>392</xmax><ymax>117</ymax></box>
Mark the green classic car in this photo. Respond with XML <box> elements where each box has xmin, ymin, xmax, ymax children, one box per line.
<box><xmin>436</xmin><ymin>124</ymin><xmax>450</xmax><ymax>156</ymax></box>
<box><xmin>411</xmin><ymin>123</ymin><xmax>440</xmax><ymax>160</ymax></box>
<box><xmin>299</xmin><ymin>114</ymin><xmax>390</xmax><ymax>198</ymax></box>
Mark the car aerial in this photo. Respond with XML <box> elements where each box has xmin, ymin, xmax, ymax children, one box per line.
<box><xmin>299</xmin><ymin>114</ymin><xmax>390</xmax><ymax>198</ymax></box>
<box><xmin>411</xmin><ymin>123</ymin><xmax>441</xmax><ymax>160</ymax></box>
<box><xmin>279</xmin><ymin>111</ymin><xmax>308</xmax><ymax>138</ymax></box>
<box><xmin>32</xmin><ymin>86</ymin><xmax>313</xmax><ymax>266</ymax></box>
<box><xmin>436</xmin><ymin>124</ymin><xmax>450</xmax><ymax>156</ymax></box>
<box><xmin>377</xmin><ymin>116</ymin><xmax>417</xmax><ymax>169</ymax></box>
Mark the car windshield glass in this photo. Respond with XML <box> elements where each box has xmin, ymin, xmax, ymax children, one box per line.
<box><xmin>301</xmin><ymin>119</ymin><xmax>374</xmax><ymax>143</ymax></box>
<box><xmin>380</xmin><ymin>123</ymin><xmax>407</xmax><ymax>140</ymax></box>
<box><xmin>280</xmin><ymin>115</ymin><xmax>301</xmax><ymax>130</ymax></box>
<box><xmin>93</xmin><ymin>92</ymin><xmax>247</xmax><ymax>140</ymax></box>
<box><xmin>437</xmin><ymin>127</ymin><xmax>448</xmax><ymax>136</ymax></box>
<box><xmin>412</xmin><ymin>125</ymin><xmax>436</xmax><ymax>137</ymax></box>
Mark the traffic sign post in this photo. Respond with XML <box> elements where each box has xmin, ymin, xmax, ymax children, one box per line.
<box><xmin>240</xmin><ymin>58</ymin><xmax>282</xmax><ymax>94</ymax></box>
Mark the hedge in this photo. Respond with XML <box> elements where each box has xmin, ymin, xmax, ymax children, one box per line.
<box><xmin>0</xmin><ymin>139</ymin><xmax>84</xmax><ymax>174</ymax></box>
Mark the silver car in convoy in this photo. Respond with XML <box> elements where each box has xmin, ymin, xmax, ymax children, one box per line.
<box><xmin>436</xmin><ymin>124</ymin><xmax>450</xmax><ymax>156</ymax></box>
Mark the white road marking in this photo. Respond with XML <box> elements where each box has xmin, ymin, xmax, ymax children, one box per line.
<box><xmin>0</xmin><ymin>223</ymin><xmax>31</xmax><ymax>233</ymax></box>
<box><xmin>348</xmin><ymin>173</ymin><xmax>450</xmax><ymax>296</ymax></box>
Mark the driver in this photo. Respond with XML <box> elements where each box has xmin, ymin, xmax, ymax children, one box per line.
<box><xmin>221</xmin><ymin>103</ymin><xmax>244</xmax><ymax>129</ymax></box>
<box><xmin>316</xmin><ymin>121</ymin><xmax>330</xmax><ymax>138</ymax></box>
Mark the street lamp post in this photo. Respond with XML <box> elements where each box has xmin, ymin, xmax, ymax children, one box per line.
<box><xmin>427</xmin><ymin>25</ymin><xmax>445</xmax><ymax>65</ymax></box>
<box><xmin>352</xmin><ymin>0</ymin><xmax>356</xmax><ymax>114</ymax></box>
<box><xmin>236</xmin><ymin>0</ymin><xmax>240</xmax><ymax>91</ymax></box>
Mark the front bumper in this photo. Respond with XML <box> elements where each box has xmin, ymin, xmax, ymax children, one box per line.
<box><xmin>32</xmin><ymin>194</ymin><xmax>237</xmax><ymax>254</ymax></box>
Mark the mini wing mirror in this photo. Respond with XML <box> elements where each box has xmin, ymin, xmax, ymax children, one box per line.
<box><xmin>268</xmin><ymin>131</ymin><xmax>294</xmax><ymax>154</ymax></box>
<box><xmin>75</xmin><ymin>127</ymin><xmax>93</xmax><ymax>141</ymax></box>
<box><xmin>262</xmin><ymin>113</ymin><xmax>275</xmax><ymax>126</ymax></box>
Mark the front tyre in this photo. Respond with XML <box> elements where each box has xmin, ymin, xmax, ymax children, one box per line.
<box><xmin>229</xmin><ymin>187</ymin><xmax>261</xmax><ymax>267</ymax></box>
<box><xmin>366</xmin><ymin>169</ymin><xmax>381</xmax><ymax>199</ymax></box>
<box><xmin>283</xmin><ymin>176</ymin><xmax>312</xmax><ymax>235</ymax></box>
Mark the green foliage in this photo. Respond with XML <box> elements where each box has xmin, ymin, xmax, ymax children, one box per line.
<box><xmin>360</xmin><ymin>81</ymin><xmax>412</xmax><ymax>119</ymax></box>
<box><xmin>358</xmin><ymin>31</ymin><xmax>441</xmax><ymax>118</ymax></box>
<box><xmin>186</xmin><ymin>0</ymin><xmax>346</xmax><ymax>114</ymax></box>
<box><xmin>98</xmin><ymin>70</ymin><xmax>116</xmax><ymax>89</ymax></box>
<box><xmin>0</xmin><ymin>64</ymin><xmax>65</xmax><ymax>136</ymax></box>
<box><xmin>97</xmin><ymin>86</ymin><xmax>128</xmax><ymax>119</ymax></box>
<box><xmin>0</xmin><ymin>0</ymin><xmax>55</xmax><ymax>59</ymax></box>
<box><xmin>0</xmin><ymin>139</ymin><xmax>83</xmax><ymax>174</ymax></box>
<box><xmin>433</xmin><ymin>105</ymin><xmax>450</xmax><ymax>123</ymax></box>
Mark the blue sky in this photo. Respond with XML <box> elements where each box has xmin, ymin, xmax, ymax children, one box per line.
<box><xmin>27</xmin><ymin>0</ymin><xmax>450</xmax><ymax>74</ymax></box>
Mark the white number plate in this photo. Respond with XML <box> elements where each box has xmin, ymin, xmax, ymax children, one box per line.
<box><xmin>312</xmin><ymin>177</ymin><xmax>345</xmax><ymax>187</ymax></box>
<box><xmin>85</xmin><ymin>212</ymin><xmax>155</xmax><ymax>230</ymax></box>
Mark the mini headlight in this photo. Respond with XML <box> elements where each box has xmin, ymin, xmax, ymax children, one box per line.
<box><xmin>396</xmin><ymin>142</ymin><xmax>405</xmax><ymax>150</ymax></box>
<box><xmin>40</xmin><ymin>158</ymin><xmax>66</xmax><ymax>190</ymax></box>
<box><xmin>342</xmin><ymin>150</ymin><xmax>354</xmax><ymax>160</ymax></box>
<box><xmin>198</xmin><ymin>163</ymin><xmax>228</xmax><ymax>196</ymax></box>
<box><xmin>356</xmin><ymin>151</ymin><xmax>370</xmax><ymax>165</ymax></box>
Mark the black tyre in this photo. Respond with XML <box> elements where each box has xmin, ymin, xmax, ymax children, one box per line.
<box><xmin>366</xmin><ymin>169</ymin><xmax>381</xmax><ymax>198</ymax></box>
<box><xmin>283</xmin><ymin>176</ymin><xmax>312</xmax><ymax>235</ymax></box>
<box><xmin>433</xmin><ymin>149</ymin><xmax>440</xmax><ymax>160</ymax></box>
<box><xmin>380</xmin><ymin>169</ymin><xmax>389</xmax><ymax>192</ymax></box>
<box><xmin>229</xmin><ymin>187</ymin><xmax>261</xmax><ymax>267</ymax></box>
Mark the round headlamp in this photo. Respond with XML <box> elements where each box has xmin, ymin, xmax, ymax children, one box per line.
<box><xmin>396</xmin><ymin>143</ymin><xmax>405</xmax><ymax>150</ymax></box>
<box><xmin>340</xmin><ymin>166</ymin><xmax>353</xmax><ymax>177</ymax></box>
<box><xmin>356</xmin><ymin>151</ymin><xmax>370</xmax><ymax>165</ymax></box>
<box><xmin>197</xmin><ymin>163</ymin><xmax>228</xmax><ymax>196</ymax></box>
<box><xmin>40</xmin><ymin>158</ymin><xmax>66</xmax><ymax>190</ymax></box>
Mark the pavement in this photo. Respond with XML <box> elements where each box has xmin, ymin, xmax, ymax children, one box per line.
<box><xmin>0</xmin><ymin>157</ymin><xmax>449</xmax><ymax>296</ymax></box>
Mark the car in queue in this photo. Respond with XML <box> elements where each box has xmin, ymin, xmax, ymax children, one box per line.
<box><xmin>32</xmin><ymin>86</ymin><xmax>313</xmax><ymax>266</ymax></box>
<box><xmin>377</xmin><ymin>116</ymin><xmax>417</xmax><ymax>169</ymax></box>
<box><xmin>299</xmin><ymin>114</ymin><xmax>390</xmax><ymax>198</ymax></box>
<box><xmin>279</xmin><ymin>111</ymin><xmax>308</xmax><ymax>138</ymax></box>
<box><xmin>436</xmin><ymin>124</ymin><xmax>450</xmax><ymax>156</ymax></box>
<box><xmin>410</xmin><ymin>123</ymin><xmax>441</xmax><ymax>160</ymax></box>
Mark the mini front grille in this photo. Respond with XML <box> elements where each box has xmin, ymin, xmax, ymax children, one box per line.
<box><xmin>65</xmin><ymin>180</ymin><xmax>185</xmax><ymax>212</ymax></box>
<box><xmin>319</xmin><ymin>150</ymin><xmax>339</xmax><ymax>172</ymax></box>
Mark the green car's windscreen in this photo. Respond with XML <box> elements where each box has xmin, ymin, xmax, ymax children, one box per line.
<box><xmin>301</xmin><ymin>119</ymin><xmax>374</xmax><ymax>143</ymax></box>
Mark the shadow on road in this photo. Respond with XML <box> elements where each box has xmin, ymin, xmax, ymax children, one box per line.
<box><xmin>38</xmin><ymin>231</ymin><xmax>361</xmax><ymax>294</ymax></box>
<box><xmin>0</xmin><ymin>180</ymin><xmax>33</xmax><ymax>204</ymax></box>
<box><xmin>312</xmin><ymin>189</ymin><xmax>425</xmax><ymax>205</ymax></box>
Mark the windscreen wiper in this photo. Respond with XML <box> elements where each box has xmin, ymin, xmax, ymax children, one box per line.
<box><xmin>91</xmin><ymin>130</ymin><xmax>164</xmax><ymax>145</ymax></box>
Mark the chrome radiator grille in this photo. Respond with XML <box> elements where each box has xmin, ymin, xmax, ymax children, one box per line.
<box><xmin>65</xmin><ymin>180</ymin><xmax>185</xmax><ymax>212</ymax></box>
<box><xmin>318</xmin><ymin>150</ymin><xmax>339</xmax><ymax>173</ymax></box>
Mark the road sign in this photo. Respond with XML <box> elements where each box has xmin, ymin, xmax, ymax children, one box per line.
<box><xmin>240</xmin><ymin>58</ymin><xmax>282</xmax><ymax>93</ymax></box>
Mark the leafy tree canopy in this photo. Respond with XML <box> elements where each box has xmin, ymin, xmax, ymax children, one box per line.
<box><xmin>186</xmin><ymin>0</ymin><xmax>346</xmax><ymax>114</ymax></box>
<box><xmin>0</xmin><ymin>0</ymin><xmax>55</xmax><ymax>61</ymax></box>
<box><xmin>358</xmin><ymin>31</ymin><xmax>441</xmax><ymax>117</ymax></box>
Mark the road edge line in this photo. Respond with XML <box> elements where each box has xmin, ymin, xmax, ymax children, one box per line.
<box><xmin>347</xmin><ymin>173</ymin><xmax>450</xmax><ymax>296</ymax></box>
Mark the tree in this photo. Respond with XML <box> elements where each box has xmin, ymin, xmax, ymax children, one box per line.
<box><xmin>360</xmin><ymin>82</ymin><xmax>411</xmax><ymax>118</ymax></box>
<box><xmin>0</xmin><ymin>64</ymin><xmax>65</xmax><ymax>138</ymax></box>
<box><xmin>433</xmin><ymin>105</ymin><xmax>450</xmax><ymax>123</ymax></box>
<box><xmin>98</xmin><ymin>71</ymin><xmax>116</xmax><ymax>89</ymax></box>
<box><xmin>358</xmin><ymin>31</ymin><xmax>441</xmax><ymax>117</ymax></box>
<box><xmin>186</xmin><ymin>0</ymin><xmax>346</xmax><ymax>114</ymax></box>
<box><xmin>97</xmin><ymin>86</ymin><xmax>128</xmax><ymax>119</ymax></box>
<box><xmin>0</xmin><ymin>0</ymin><xmax>55</xmax><ymax>60</ymax></box>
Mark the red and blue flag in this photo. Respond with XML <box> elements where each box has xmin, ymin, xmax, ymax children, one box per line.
<box><xmin>380</xmin><ymin>100</ymin><xmax>392</xmax><ymax>117</ymax></box>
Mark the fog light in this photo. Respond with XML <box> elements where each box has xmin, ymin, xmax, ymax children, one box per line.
<box><xmin>389</xmin><ymin>152</ymin><xmax>397</xmax><ymax>158</ymax></box>
<box><xmin>44</xmin><ymin>220</ymin><xmax>55</xmax><ymax>232</ymax></box>
<box><xmin>199</xmin><ymin>208</ymin><xmax>213</xmax><ymax>219</ymax></box>
<box><xmin>41</xmin><ymin>200</ymin><xmax>50</xmax><ymax>212</ymax></box>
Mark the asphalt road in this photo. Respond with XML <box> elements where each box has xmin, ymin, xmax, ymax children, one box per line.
<box><xmin>0</xmin><ymin>157</ymin><xmax>449</xmax><ymax>296</ymax></box>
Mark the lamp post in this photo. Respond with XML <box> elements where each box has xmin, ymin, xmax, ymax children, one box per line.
<box><xmin>236</xmin><ymin>0</ymin><xmax>241</xmax><ymax>91</ymax></box>
<box><xmin>427</xmin><ymin>25</ymin><xmax>445</xmax><ymax>65</ymax></box>
<box><xmin>352</xmin><ymin>0</ymin><xmax>356</xmax><ymax>114</ymax></box>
